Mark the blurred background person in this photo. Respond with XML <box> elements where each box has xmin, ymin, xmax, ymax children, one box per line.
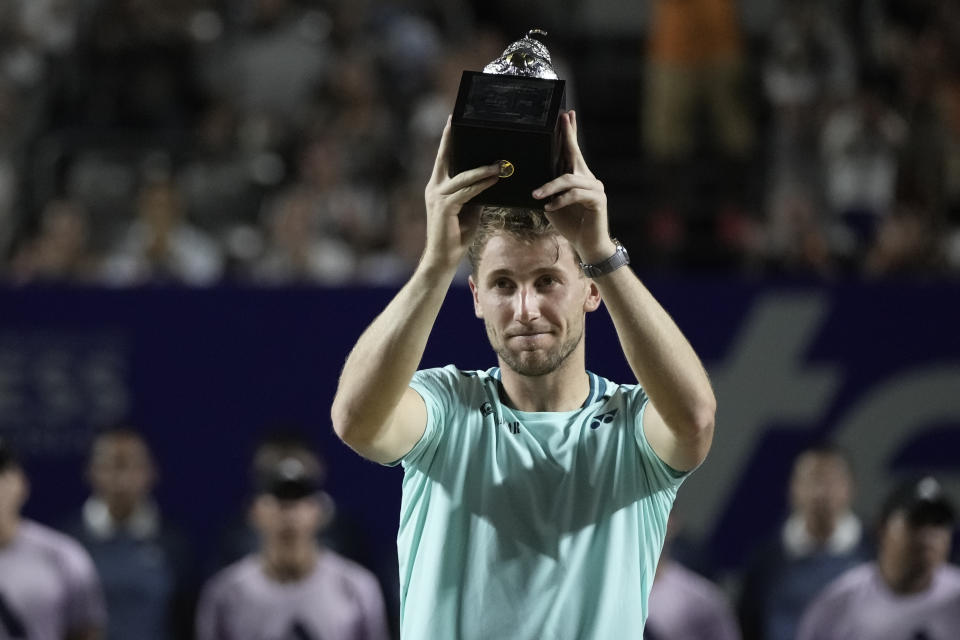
<box><xmin>797</xmin><ymin>475</ymin><xmax>960</xmax><ymax>640</ymax></box>
<box><xmin>197</xmin><ymin>439</ymin><xmax>390</xmax><ymax>640</ymax></box>
<box><xmin>356</xmin><ymin>184</ymin><xmax>429</xmax><ymax>285</ymax></box>
<box><xmin>819</xmin><ymin>66</ymin><xmax>908</xmax><ymax>269</ymax></box>
<box><xmin>100</xmin><ymin>173</ymin><xmax>224</xmax><ymax>286</ymax></box>
<box><xmin>213</xmin><ymin>431</ymin><xmax>380</xmax><ymax>574</ymax></box>
<box><xmin>642</xmin><ymin>0</ymin><xmax>754</xmax><ymax>162</ymax></box>
<box><xmin>9</xmin><ymin>198</ymin><xmax>101</xmax><ymax>283</ymax></box>
<box><xmin>248</xmin><ymin>186</ymin><xmax>356</xmax><ymax>285</ymax></box>
<box><xmin>646</xmin><ymin>511</ymin><xmax>741</xmax><ymax>640</ymax></box>
<box><xmin>62</xmin><ymin>427</ymin><xmax>193</xmax><ymax>640</ymax></box>
<box><xmin>197</xmin><ymin>0</ymin><xmax>332</xmax><ymax>153</ymax></box>
<box><xmin>738</xmin><ymin>443</ymin><xmax>870</xmax><ymax>640</ymax></box>
<box><xmin>760</xmin><ymin>0</ymin><xmax>857</xmax><ymax>275</ymax></box>
<box><xmin>0</xmin><ymin>438</ymin><xmax>106</xmax><ymax>640</ymax></box>
<box><xmin>287</xmin><ymin>133</ymin><xmax>387</xmax><ymax>272</ymax></box>
<box><xmin>641</xmin><ymin>0</ymin><xmax>756</xmax><ymax>267</ymax></box>
<box><xmin>210</xmin><ymin>431</ymin><xmax>398</xmax><ymax>628</ymax></box>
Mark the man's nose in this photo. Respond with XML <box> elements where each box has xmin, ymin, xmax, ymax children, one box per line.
<box><xmin>515</xmin><ymin>286</ymin><xmax>540</xmax><ymax>321</ymax></box>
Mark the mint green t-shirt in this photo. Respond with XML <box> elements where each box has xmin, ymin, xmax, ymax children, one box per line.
<box><xmin>395</xmin><ymin>365</ymin><xmax>687</xmax><ymax>639</ymax></box>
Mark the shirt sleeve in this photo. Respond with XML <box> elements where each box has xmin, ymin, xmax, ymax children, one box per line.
<box><xmin>397</xmin><ymin>365</ymin><xmax>462</xmax><ymax>468</ymax></box>
<box><xmin>629</xmin><ymin>385</ymin><xmax>688</xmax><ymax>490</ymax></box>
<box><xmin>60</xmin><ymin>538</ymin><xmax>107</xmax><ymax>633</ymax></box>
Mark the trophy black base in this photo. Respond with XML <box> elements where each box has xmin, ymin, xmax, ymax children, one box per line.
<box><xmin>450</xmin><ymin>71</ymin><xmax>566</xmax><ymax>209</ymax></box>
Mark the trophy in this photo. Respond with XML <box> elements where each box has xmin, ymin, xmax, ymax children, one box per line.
<box><xmin>450</xmin><ymin>29</ymin><xmax>567</xmax><ymax>208</ymax></box>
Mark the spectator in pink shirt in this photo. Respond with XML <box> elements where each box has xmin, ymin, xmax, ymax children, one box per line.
<box><xmin>646</xmin><ymin>511</ymin><xmax>741</xmax><ymax>640</ymax></box>
<box><xmin>196</xmin><ymin>445</ymin><xmax>390</xmax><ymax>640</ymax></box>
<box><xmin>798</xmin><ymin>475</ymin><xmax>960</xmax><ymax>640</ymax></box>
<box><xmin>0</xmin><ymin>438</ymin><xmax>106</xmax><ymax>640</ymax></box>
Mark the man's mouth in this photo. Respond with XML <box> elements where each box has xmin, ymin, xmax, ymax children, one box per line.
<box><xmin>507</xmin><ymin>330</ymin><xmax>549</xmax><ymax>339</ymax></box>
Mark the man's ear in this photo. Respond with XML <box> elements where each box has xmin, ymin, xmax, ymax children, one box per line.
<box><xmin>584</xmin><ymin>280</ymin><xmax>601</xmax><ymax>312</ymax></box>
<box><xmin>468</xmin><ymin>275</ymin><xmax>483</xmax><ymax>318</ymax></box>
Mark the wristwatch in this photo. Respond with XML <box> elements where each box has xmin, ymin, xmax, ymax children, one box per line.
<box><xmin>579</xmin><ymin>239</ymin><xmax>630</xmax><ymax>278</ymax></box>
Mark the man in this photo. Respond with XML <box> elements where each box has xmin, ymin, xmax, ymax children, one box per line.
<box><xmin>211</xmin><ymin>430</ymin><xmax>393</xmax><ymax>616</ymax></box>
<box><xmin>331</xmin><ymin>110</ymin><xmax>716</xmax><ymax>638</ymax></box>
<box><xmin>797</xmin><ymin>476</ymin><xmax>960</xmax><ymax>640</ymax></box>
<box><xmin>739</xmin><ymin>444</ymin><xmax>870</xmax><ymax>640</ymax></box>
<box><xmin>196</xmin><ymin>445</ymin><xmax>390</xmax><ymax>640</ymax></box>
<box><xmin>0</xmin><ymin>438</ymin><xmax>106</xmax><ymax>640</ymax></box>
<box><xmin>63</xmin><ymin>427</ymin><xmax>192</xmax><ymax>640</ymax></box>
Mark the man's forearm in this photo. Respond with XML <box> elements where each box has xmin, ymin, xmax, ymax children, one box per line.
<box><xmin>595</xmin><ymin>267</ymin><xmax>716</xmax><ymax>437</ymax></box>
<box><xmin>331</xmin><ymin>261</ymin><xmax>457</xmax><ymax>446</ymax></box>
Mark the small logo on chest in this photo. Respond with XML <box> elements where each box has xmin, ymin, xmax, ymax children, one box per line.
<box><xmin>590</xmin><ymin>408</ymin><xmax>619</xmax><ymax>429</ymax></box>
<box><xmin>479</xmin><ymin>402</ymin><xmax>521</xmax><ymax>434</ymax></box>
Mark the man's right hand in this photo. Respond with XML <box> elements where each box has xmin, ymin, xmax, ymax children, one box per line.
<box><xmin>332</xmin><ymin>118</ymin><xmax>499</xmax><ymax>464</ymax></box>
<box><xmin>423</xmin><ymin>116</ymin><xmax>501</xmax><ymax>270</ymax></box>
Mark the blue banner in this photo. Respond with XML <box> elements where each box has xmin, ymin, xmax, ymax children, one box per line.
<box><xmin>1</xmin><ymin>280</ymin><xmax>958</xmax><ymax>576</ymax></box>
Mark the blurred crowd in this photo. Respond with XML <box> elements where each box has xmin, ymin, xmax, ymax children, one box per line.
<box><xmin>0</xmin><ymin>0</ymin><xmax>959</xmax><ymax>285</ymax></box>
<box><xmin>636</xmin><ymin>0</ymin><xmax>960</xmax><ymax>275</ymax></box>
<box><xmin>3</xmin><ymin>431</ymin><xmax>959</xmax><ymax>640</ymax></box>
<box><xmin>0</xmin><ymin>430</ymin><xmax>395</xmax><ymax>640</ymax></box>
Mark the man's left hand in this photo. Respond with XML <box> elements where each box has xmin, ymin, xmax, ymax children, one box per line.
<box><xmin>532</xmin><ymin>110</ymin><xmax>616</xmax><ymax>264</ymax></box>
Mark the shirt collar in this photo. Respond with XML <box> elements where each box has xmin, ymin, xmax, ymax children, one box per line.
<box><xmin>491</xmin><ymin>368</ymin><xmax>609</xmax><ymax>410</ymax></box>
<box><xmin>83</xmin><ymin>496</ymin><xmax>160</xmax><ymax>540</ymax></box>
<box><xmin>782</xmin><ymin>511</ymin><xmax>862</xmax><ymax>557</ymax></box>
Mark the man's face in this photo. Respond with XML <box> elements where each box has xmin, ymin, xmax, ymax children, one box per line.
<box><xmin>790</xmin><ymin>452</ymin><xmax>853</xmax><ymax>530</ymax></box>
<box><xmin>88</xmin><ymin>435</ymin><xmax>155</xmax><ymax>511</ymax></box>
<box><xmin>880</xmin><ymin>511</ymin><xmax>953</xmax><ymax>582</ymax></box>
<box><xmin>251</xmin><ymin>494</ymin><xmax>324</xmax><ymax>544</ymax></box>
<box><xmin>0</xmin><ymin>468</ymin><xmax>27</xmax><ymax>522</ymax></box>
<box><xmin>469</xmin><ymin>233</ymin><xmax>600</xmax><ymax>377</ymax></box>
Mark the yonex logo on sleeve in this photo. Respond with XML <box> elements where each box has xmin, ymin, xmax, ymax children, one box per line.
<box><xmin>589</xmin><ymin>409</ymin><xmax>619</xmax><ymax>429</ymax></box>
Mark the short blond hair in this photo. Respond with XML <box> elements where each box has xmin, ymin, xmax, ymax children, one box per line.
<box><xmin>468</xmin><ymin>207</ymin><xmax>580</xmax><ymax>276</ymax></box>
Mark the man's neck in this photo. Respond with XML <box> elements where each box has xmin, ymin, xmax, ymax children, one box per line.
<box><xmin>261</xmin><ymin>540</ymin><xmax>320</xmax><ymax>583</ymax></box>
<box><xmin>498</xmin><ymin>356</ymin><xmax>590</xmax><ymax>412</ymax></box>
<box><xmin>878</xmin><ymin>558</ymin><xmax>935</xmax><ymax>595</ymax></box>
<box><xmin>106</xmin><ymin>501</ymin><xmax>138</xmax><ymax>524</ymax></box>
<box><xmin>804</xmin><ymin>517</ymin><xmax>837</xmax><ymax>546</ymax></box>
<box><xmin>0</xmin><ymin>515</ymin><xmax>20</xmax><ymax>548</ymax></box>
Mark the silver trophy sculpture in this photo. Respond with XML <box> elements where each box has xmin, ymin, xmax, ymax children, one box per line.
<box><xmin>450</xmin><ymin>29</ymin><xmax>567</xmax><ymax>208</ymax></box>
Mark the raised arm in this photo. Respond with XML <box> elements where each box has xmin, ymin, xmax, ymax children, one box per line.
<box><xmin>533</xmin><ymin>111</ymin><xmax>715</xmax><ymax>471</ymax></box>
<box><xmin>331</xmin><ymin>118</ymin><xmax>500</xmax><ymax>463</ymax></box>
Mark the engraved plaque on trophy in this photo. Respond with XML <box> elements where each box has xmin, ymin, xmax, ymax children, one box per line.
<box><xmin>450</xmin><ymin>30</ymin><xmax>566</xmax><ymax>208</ymax></box>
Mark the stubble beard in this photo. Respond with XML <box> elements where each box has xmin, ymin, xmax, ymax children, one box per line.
<box><xmin>488</xmin><ymin>322</ymin><xmax>584</xmax><ymax>377</ymax></box>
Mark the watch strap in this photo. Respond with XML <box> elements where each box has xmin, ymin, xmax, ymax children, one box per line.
<box><xmin>579</xmin><ymin>239</ymin><xmax>630</xmax><ymax>278</ymax></box>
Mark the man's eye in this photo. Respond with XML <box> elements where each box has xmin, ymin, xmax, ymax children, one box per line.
<box><xmin>538</xmin><ymin>275</ymin><xmax>557</xmax><ymax>287</ymax></box>
<box><xmin>494</xmin><ymin>278</ymin><xmax>512</xmax><ymax>289</ymax></box>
